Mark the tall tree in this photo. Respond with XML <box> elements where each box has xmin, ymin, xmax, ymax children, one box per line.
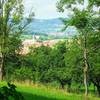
<box><xmin>0</xmin><ymin>0</ymin><xmax>34</xmax><ymax>80</ymax></box>
<box><xmin>57</xmin><ymin>0</ymin><xmax>100</xmax><ymax>96</ymax></box>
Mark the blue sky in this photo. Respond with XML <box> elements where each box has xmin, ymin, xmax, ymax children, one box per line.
<box><xmin>23</xmin><ymin>0</ymin><xmax>68</xmax><ymax>19</ymax></box>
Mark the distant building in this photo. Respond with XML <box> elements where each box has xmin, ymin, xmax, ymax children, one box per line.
<box><xmin>33</xmin><ymin>35</ymin><xmax>40</xmax><ymax>42</ymax></box>
<box><xmin>20</xmin><ymin>39</ymin><xmax>61</xmax><ymax>55</ymax></box>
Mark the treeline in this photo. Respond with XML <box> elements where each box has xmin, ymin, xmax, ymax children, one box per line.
<box><xmin>4</xmin><ymin>32</ymin><xmax>100</xmax><ymax>96</ymax></box>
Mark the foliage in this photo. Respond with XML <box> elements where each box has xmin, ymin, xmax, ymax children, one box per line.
<box><xmin>0</xmin><ymin>0</ymin><xmax>100</xmax><ymax>97</ymax></box>
<box><xmin>12</xmin><ymin>67</ymin><xmax>33</xmax><ymax>81</ymax></box>
<box><xmin>0</xmin><ymin>82</ymin><xmax>24</xmax><ymax>100</ymax></box>
<box><xmin>57</xmin><ymin>0</ymin><xmax>100</xmax><ymax>96</ymax></box>
<box><xmin>0</xmin><ymin>0</ymin><xmax>34</xmax><ymax>80</ymax></box>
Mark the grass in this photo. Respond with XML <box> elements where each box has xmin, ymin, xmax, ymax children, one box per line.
<box><xmin>0</xmin><ymin>81</ymin><xmax>100</xmax><ymax>100</ymax></box>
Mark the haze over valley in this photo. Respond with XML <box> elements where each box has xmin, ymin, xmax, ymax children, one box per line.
<box><xmin>23</xmin><ymin>18</ymin><xmax>77</xmax><ymax>39</ymax></box>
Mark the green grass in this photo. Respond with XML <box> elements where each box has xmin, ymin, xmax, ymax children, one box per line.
<box><xmin>0</xmin><ymin>82</ymin><xmax>100</xmax><ymax>100</ymax></box>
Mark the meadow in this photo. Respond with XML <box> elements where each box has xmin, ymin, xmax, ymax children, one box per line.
<box><xmin>0</xmin><ymin>82</ymin><xmax>100</xmax><ymax>100</ymax></box>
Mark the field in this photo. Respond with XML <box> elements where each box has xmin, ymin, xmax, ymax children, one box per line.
<box><xmin>0</xmin><ymin>82</ymin><xmax>100</xmax><ymax>100</ymax></box>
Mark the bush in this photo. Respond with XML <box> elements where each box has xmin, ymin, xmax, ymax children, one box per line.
<box><xmin>0</xmin><ymin>82</ymin><xmax>24</xmax><ymax>100</ymax></box>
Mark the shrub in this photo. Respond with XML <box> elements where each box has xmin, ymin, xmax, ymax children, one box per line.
<box><xmin>0</xmin><ymin>82</ymin><xmax>24</xmax><ymax>100</ymax></box>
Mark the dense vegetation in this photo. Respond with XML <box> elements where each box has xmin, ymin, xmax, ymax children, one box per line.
<box><xmin>0</xmin><ymin>82</ymin><xmax>24</xmax><ymax>100</ymax></box>
<box><xmin>57</xmin><ymin>0</ymin><xmax>100</xmax><ymax>96</ymax></box>
<box><xmin>0</xmin><ymin>0</ymin><xmax>100</xmax><ymax>99</ymax></box>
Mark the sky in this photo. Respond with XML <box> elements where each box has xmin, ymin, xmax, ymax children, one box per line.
<box><xmin>23</xmin><ymin>0</ymin><xmax>89</xmax><ymax>19</ymax></box>
<box><xmin>23</xmin><ymin>0</ymin><xmax>69</xmax><ymax>19</ymax></box>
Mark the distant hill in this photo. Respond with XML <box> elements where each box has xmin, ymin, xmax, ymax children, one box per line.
<box><xmin>26</xmin><ymin>18</ymin><xmax>63</xmax><ymax>34</ymax></box>
<box><xmin>25</xmin><ymin>18</ymin><xmax>77</xmax><ymax>37</ymax></box>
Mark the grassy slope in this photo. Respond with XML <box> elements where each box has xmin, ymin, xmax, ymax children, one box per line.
<box><xmin>0</xmin><ymin>82</ymin><xmax>100</xmax><ymax>100</ymax></box>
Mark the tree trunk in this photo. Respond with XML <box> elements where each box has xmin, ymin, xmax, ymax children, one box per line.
<box><xmin>84</xmin><ymin>48</ymin><xmax>88</xmax><ymax>96</ymax></box>
<box><xmin>0</xmin><ymin>52</ymin><xmax>3</xmax><ymax>81</ymax></box>
<box><xmin>60</xmin><ymin>81</ymin><xmax>65</xmax><ymax>89</ymax></box>
<box><xmin>97</xmin><ymin>85</ymin><xmax>100</xmax><ymax>97</ymax></box>
<box><xmin>93</xmin><ymin>84</ymin><xmax>96</xmax><ymax>94</ymax></box>
<box><xmin>0</xmin><ymin>35</ymin><xmax>5</xmax><ymax>81</ymax></box>
<box><xmin>83</xmin><ymin>30</ymin><xmax>89</xmax><ymax>96</ymax></box>
<box><xmin>0</xmin><ymin>67</ymin><xmax>3</xmax><ymax>81</ymax></box>
<box><xmin>0</xmin><ymin>0</ymin><xmax>4</xmax><ymax>81</ymax></box>
<box><xmin>67</xmin><ymin>83</ymin><xmax>71</xmax><ymax>93</ymax></box>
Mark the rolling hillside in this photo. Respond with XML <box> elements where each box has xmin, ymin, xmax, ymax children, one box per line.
<box><xmin>25</xmin><ymin>18</ymin><xmax>77</xmax><ymax>37</ymax></box>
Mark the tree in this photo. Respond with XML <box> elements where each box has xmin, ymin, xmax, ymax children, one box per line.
<box><xmin>50</xmin><ymin>41</ymin><xmax>66</xmax><ymax>68</ymax></box>
<box><xmin>28</xmin><ymin>45</ymin><xmax>51</xmax><ymax>83</ymax></box>
<box><xmin>46</xmin><ymin>42</ymin><xmax>72</xmax><ymax>90</ymax></box>
<box><xmin>88</xmin><ymin>31</ymin><xmax>100</xmax><ymax>96</ymax></box>
<box><xmin>28</xmin><ymin>41</ymin><xmax>72</xmax><ymax>89</ymax></box>
<box><xmin>57</xmin><ymin>0</ymin><xmax>100</xmax><ymax>96</ymax></box>
<box><xmin>0</xmin><ymin>0</ymin><xmax>34</xmax><ymax>80</ymax></box>
<box><xmin>64</xmin><ymin>37</ymin><xmax>83</xmax><ymax>89</ymax></box>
